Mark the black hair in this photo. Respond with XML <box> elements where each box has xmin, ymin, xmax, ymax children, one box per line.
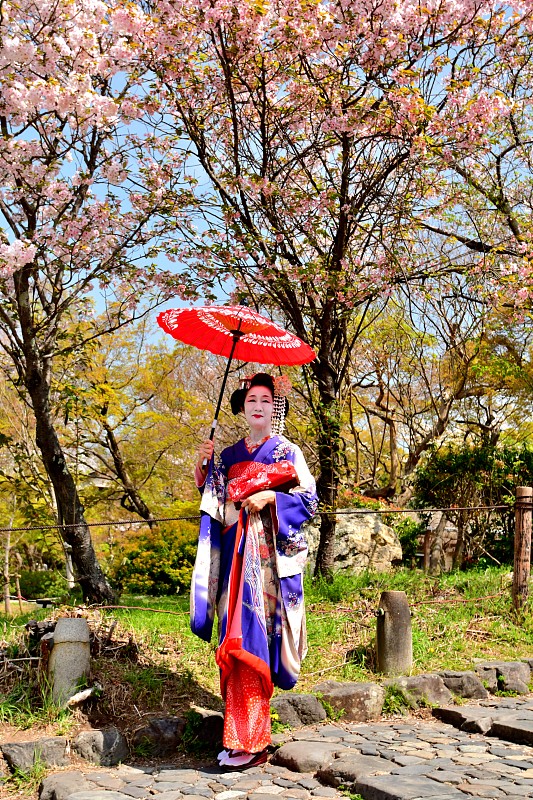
<box><xmin>230</xmin><ymin>372</ymin><xmax>275</xmax><ymax>415</ymax></box>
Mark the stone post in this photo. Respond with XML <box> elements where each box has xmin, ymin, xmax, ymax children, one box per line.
<box><xmin>47</xmin><ymin>617</ymin><xmax>91</xmax><ymax>705</ymax></box>
<box><xmin>376</xmin><ymin>590</ymin><xmax>413</xmax><ymax>675</ymax></box>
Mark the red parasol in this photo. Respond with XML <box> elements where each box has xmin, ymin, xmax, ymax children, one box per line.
<box><xmin>157</xmin><ymin>304</ymin><xmax>315</xmax><ymax>452</ymax></box>
<box><xmin>157</xmin><ymin>305</ymin><xmax>315</xmax><ymax>365</ymax></box>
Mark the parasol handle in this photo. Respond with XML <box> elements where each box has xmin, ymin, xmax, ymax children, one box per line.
<box><xmin>202</xmin><ymin>323</ymin><xmax>244</xmax><ymax>467</ymax></box>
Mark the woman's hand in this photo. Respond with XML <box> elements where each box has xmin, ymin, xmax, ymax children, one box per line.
<box><xmin>241</xmin><ymin>490</ymin><xmax>276</xmax><ymax>514</ymax></box>
<box><xmin>196</xmin><ymin>440</ymin><xmax>214</xmax><ymax>472</ymax></box>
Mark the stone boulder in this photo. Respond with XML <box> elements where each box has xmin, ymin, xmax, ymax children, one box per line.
<box><xmin>384</xmin><ymin>674</ymin><xmax>453</xmax><ymax>707</ymax></box>
<box><xmin>271</xmin><ymin>694</ymin><xmax>327</xmax><ymax>728</ymax></box>
<box><xmin>1</xmin><ymin>738</ymin><xmax>69</xmax><ymax>773</ymax></box>
<box><xmin>312</xmin><ymin>681</ymin><xmax>385</xmax><ymax>722</ymax></box>
<box><xmin>40</xmin><ymin>772</ymin><xmax>95</xmax><ymax>800</ymax></box>
<box><xmin>438</xmin><ymin>670</ymin><xmax>489</xmax><ymax>700</ymax></box>
<box><xmin>271</xmin><ymin>741</ymin><xmax>341</xmax><ymax>773</ymax></box>
<box><xmin>73</xmin><ymin>727</ymin><xmax>129</xmax><ymax>766</ymax></box>
<box><xmin>186</xmin><ymin>706</ymin><xmax>224</xmax><ymax>750</ymax></box>
<box><xmin>304</xmin><ymin>510</ymin><xmax>402</xmax><ymax>573</ymax></box>
<box><xmin>475</xmin><ymin>661</ymin><xmax>531</xmax><ymax>694</ymax></box>
<box><xmin>131</xmin><ymin>716</ymin><xmax>186</xmax><ymax>756</ymax></box>
<box><xmin>317</xmin><ymin>753</ymin><xmax>393</xmax><ymax>787</ymax></box>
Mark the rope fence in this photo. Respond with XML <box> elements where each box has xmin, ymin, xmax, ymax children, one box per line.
<box><xmin>2</xmin><ymin>490</ymin><xmax>531</xmax><ymax>611</ymax></box>
<box><xmin>0</xmin><ymin>503</ymin><xmax>515</xmax><ymax>534</ymax></box>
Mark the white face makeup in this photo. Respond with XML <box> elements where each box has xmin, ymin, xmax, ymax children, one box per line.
<box><xmin>243</xmin><ymin>387</ymin><xmax>273</xmax><ymax>440</ymax></box>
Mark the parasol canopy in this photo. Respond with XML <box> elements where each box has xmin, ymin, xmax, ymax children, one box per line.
<box><xmin>157</xmin><ymin>305</ymin><xmax>316</xmax><ymax>366</ymax></box>
<box><xmin>157</xmin><ymin>305</ymin><xmax>316</xmax><ymax>457</ymax></box>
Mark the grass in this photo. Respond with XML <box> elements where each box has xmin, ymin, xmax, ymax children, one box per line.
<box><xmin>1</xmin><ymin>565</ymin><xmax>531</xmax><ymax>738</ymax></box>
<box><xmin>381</xmin><ymin>685</ymin><xmax>413</xmax><ymax>716</ymax></box>
<box><xmin>0</xmin><ymin>663</ymin><xmax>76</xmax><ymax>733</ymax></box>
<box><xmin>6</xmin><ymin>756</ymin><xmax>48</xmax><ymax>795</ymax></box>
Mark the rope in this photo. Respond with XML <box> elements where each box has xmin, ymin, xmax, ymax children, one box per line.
<box><xmin>0</xmin><ymin>504</ymin><xmax>515</xmax><ymax>534</ymax></box>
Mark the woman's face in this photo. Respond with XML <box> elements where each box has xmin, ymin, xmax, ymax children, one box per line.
<box><xmin>243</xmin><ymin>385</ymin><xmax>273</xmax><ymax>435</ymax></box>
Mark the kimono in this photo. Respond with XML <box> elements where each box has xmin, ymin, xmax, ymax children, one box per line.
<box><xmin>191</xmin><ymin>435</ymin><xmax>318</xmax><ymax>753</ymax></box>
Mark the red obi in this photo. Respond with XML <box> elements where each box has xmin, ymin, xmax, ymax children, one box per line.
<box><xmin>227</xmin><ymin>460</ymin><xmax>299</xmax><ymax>507</ymax></box>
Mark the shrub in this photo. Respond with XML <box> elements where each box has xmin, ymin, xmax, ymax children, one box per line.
<box><xmin>393</xmin><ymin>518</ymin><xmax>425</xmax><ymax>566</ymax></box>
<box><xmin>18</xmin><ymin>569</ymin><xmax>69</xmax><ymax>600</ymax></box>
<box><xmin>110</xmin><ymin>506</ymin><xmax>199</xmax><ymax>596</ymax></box>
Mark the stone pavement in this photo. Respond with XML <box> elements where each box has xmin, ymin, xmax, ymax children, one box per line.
<box><xmin>37</xmin><ymin>697</ymin><xmax>533</xmax><ymax>800</ymax></box>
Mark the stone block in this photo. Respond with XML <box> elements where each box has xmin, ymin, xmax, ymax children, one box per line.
<box><xmin>376</xmin><ymin>591</ymin><xmax>413</xmax><ymax>675</ymax></box>
<box><xmin>317</xmin><ymin>753</ymin><xmax>393</xmax><ymax>787</ymax></box>
<box><xmin>491</xmin><ymin>716</ymin><xmax>533</xmax><ymax>747</ymax></box>
<box><xmin>47</xmin><ymin>617</ymin><xmax>90</xmax><ymax>705</ymax></box>
<box><xmin>190</xmin><ymin>706</ymin><xmax>224</xmax><ymax>750</ymax></box>
<box><xmin>497</xmin><ymin>662</ymin><xmax>531</xmax><ymax>693</ymax></box>
<box><xmin>247</xmin><ymin>795</ymin><xmax>288</xmax><ymax>800</ymax></box>
<box><xmin>270</xmin><ymin>741</ymin><xmax>340</xmax><ymax>773</ymax></box>
<box><xmin>355</xmin><ymin>773</ymin><xmax>469</xmax><ymax>800</ymax></box>
<box><xmin>40</xmin><ymin>772</ymin><xmax>94</xmax><ymax>800</ymax></box>
<box><xmin>432</xmin><ymin>705</ymin><xmax>497</xmax><ymax>734</ymax></box>
<box><xmin>438</xmin><ymin>670</ymin><xmax>489</xmax><ymax>700</ymax></box>
<box><xmin>152</xmin><ymin>794</ymin><xmax>183</xmax><ymax>800</ymax></box>
<box><xmin>132</xmin><ymin>715</ymin><xmax>186</xmax><ymax>755</ymax></box>
<box><xmin>67</xmin><ymin>793</ymin><xmax>133</xmax><ymax>800</ymax></box>
<box><xmin>384</xmin><ymin>674</ymin><xmax>452</xmax><ymax>707</ymax></box>
<box><xmin>73</xmin><ymin>727</ymin><xmax>129</xmax><ymax>766</ymax></box>
<box><xmin>475</xmin><ymin>661</ymin><xmax>531</xmax><ymax>694</ymax></box>
<box><xmin>271</xmin><ymin>694</ymin><xmax>327</xmax><ymax>728</ymax></box>
<box><xmin>312</xmin><ymin>680</ymin><xmax>385</xmax><ymax>722</ymax></box>
<box><xmin>1</xmin><ymin>737</ymin><xmax>69</xmax><ymax>773</ymax></box>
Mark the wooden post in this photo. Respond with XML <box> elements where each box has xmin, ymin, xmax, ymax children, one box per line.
<box><xmin>3</xmin><ymin>531</ymin><xmax>11</xmax><ymax>615</ymax></box>
<box><xmin>15</xmin><ymin>574</ymin><xmax>23</xmax><ymax>613</ymax></box>
<box><xmin>423</xmin><ymin>530</ymin><xmax>431</xmax><ymax>572</ymax></box>
<box><xmin>513</xmin><ymin>486</ymin><xmax>532</xmax><ymax>610</ymax></box>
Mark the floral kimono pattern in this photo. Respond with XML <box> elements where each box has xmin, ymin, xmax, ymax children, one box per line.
<box><xmin>190</xmin><ymin>435</ymin><xmax>317</xmax><ymax>752</ymax></box>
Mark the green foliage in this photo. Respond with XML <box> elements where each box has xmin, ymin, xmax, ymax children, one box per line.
<box><xmin>133</xmin><ymin>737</ymin><xmax>156</xmax><ymax>758</ymax></box>
<box><xmin>0</xmin><ymin>670</ymin><xmax>74</xmax><ymax>732</ymax></box>
<box><xmin>18</xmin><ymin>569</ymin><xmax>69</xmax><ymax>600</ymax></box>
<box><xmin>270</xmin><ymin>708</ymin><xmax>291</xmax><ymax>733</ymax></box>
<box><xmin>413</xmin><ymin>442</ymin><xmax>533</xmax><ymax>565</ymax></box>
<box><xmin>393</xmin><ymin>518</ymin><xmax>425</xmax><ymax>566</ymax></box>
<box><xmin>180</xmin><ymin>709</ymin><xmax>219</xmax><ymax>756</ymax></box>
<box><xmin>382</xmin><ymin>684</ymin><xmax>413</xmax><ymax>715</ymax></box>
<box><xmin>313</xmin><ymin>691</ymin><xmax>344</xmax><ymax>720</ymax></box>
<box><xmin>336</xmin><ymin>490</ymin><xmax>383</xmax><ymax>510</ymax></box>
<box><xmin>110</xmin><ymin>502</ymin><xmax>199</xmax><ymax>596</ymax></box>
<box><xmin>121</xmin><ymin>666</ymin><xmax>165</xmax><ymax>704</ymax></box>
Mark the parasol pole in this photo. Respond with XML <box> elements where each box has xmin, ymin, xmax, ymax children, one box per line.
<box><xmin>203</xmin><ymin>320</ymin><xmax>244</xmax><ymax>466</ymax></box>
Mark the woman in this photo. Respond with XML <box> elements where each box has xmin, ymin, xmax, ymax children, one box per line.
<box><xmin>192</xmin><ymin>373</ymin><xmax>317</xmax><ymax>769</ymax></box>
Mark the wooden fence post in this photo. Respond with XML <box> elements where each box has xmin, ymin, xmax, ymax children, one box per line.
<box><xmin>513</xmin><ymin>486</ymin><xmax>533</xmax><ymax>610</ymax></box>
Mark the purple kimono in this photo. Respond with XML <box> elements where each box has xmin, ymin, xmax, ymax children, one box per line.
<box><xmin>190</xmin><ymin>435</ymin><xmax>317</xmax><ymax>692</ymax></box>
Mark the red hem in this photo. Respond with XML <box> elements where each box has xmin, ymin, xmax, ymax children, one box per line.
<box><xmin>217</xmin><ymin>637</ymin><xmax>274</xmax><ymax>699</ymax></box>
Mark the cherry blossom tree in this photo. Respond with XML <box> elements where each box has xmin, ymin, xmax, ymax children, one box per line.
<box><xmin>396</xmin><ymin>0</ymin><xmax>533</xmax><ymax>307</ymax></box>
<box><xmin>146</xmin><ymin>0</ymin><xmax>529</xmax><ymax>574</ymax></box>
<box><xmin>0</xmin><ymin>0</ymin><xmax>191</xmax><ymax>600</ymax></box>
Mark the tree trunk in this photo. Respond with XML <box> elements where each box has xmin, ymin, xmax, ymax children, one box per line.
<box><xmin>313</xmin><ymin>370</ymin><xmax>341</xmax><ymax>577</ymax></box>
<box><xmin>27</xmin><ymin>366</ymin><xmax>115</xmax><ymax>603</ymax></box>
<box><xmin>103</xmin><ymin>421</ymin><xmax>155</xmax><ymax>526</ymax></box>
<box><xmin>453</xmin><ymin>514</ymin><xmax>465</xmax><ymax>569</ymax></box>
<box><xmin>429</xmin><ymin>513</ymin><xmax>446</xmax><ymax>576</ymax></box>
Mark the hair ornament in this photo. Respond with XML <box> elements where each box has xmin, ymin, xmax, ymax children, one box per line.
<box><xmin>273</xmin><ymin>375</ymin><xmax>292</xmax><ymax>397</ymax></box>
